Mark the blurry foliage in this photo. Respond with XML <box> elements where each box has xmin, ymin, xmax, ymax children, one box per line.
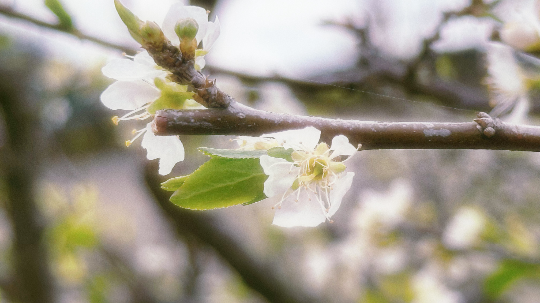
<box><xmin>44</xmin><ymin>0</ymin><xmax>73</xmax><ymax>30</ymax></box>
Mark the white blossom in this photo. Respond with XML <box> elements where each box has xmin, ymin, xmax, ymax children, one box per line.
<box><xmin>141</xmin><ymin>123</ymin><xmax>184</xmax><ymax>175</ymax></box>
<box><xmin>257</xmin><ymin>127</ymin><xmax>358</xmax><ymax>227</ymax></box>
<box><xmin>485</xmin><ymin>43</ymin><xmax>531</xmax><ymax>123</ymax></box>
<box><xmin>100</xmin><ymin>51</ymin><xmax>187</xmax><ymax>175</ymax></box>
<box><xmin>162</xmin><ymin>4</ymin><xmax>220</xmax><ymax>69</ymax></box>
<box><xmin>101</xmin><ymin>51</ymin><xmax>165</xmax><ymax>112</ymax></box>
<box><xmin>499</xmin><ymin>0</ymin><xmax>540</xmax><ymax>51</ymax></box>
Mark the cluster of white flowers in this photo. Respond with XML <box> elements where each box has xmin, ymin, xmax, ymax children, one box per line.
<box><xmin>104</xmin><ymin>3</ymin><xmax>360</xmax><ymax>227</ymax></box>
<box><xmin>101</xmin><ymin>3</ymin><xmax>220</xmax><ymax>175</ymax></box>
<box><xmin>240</xmin><ymin>127</ymin><xmax>358</xmax><ymax>227</ymax></box>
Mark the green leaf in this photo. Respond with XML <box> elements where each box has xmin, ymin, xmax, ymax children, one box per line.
<box><xmin>147</xmin><ymin>79</ymin><xmax>194</xmax><ymax>114</ymax></box>
<box><xmin>484</xmin><ymin>259</ymin><xmax>540</xmax><ymax>299</ymax></box>
<box><xmin>267</xmin><ymin>147</ymin><xmax>294</xmax><ymax>162</ymax></box>
<box><xmin>199</xmin><ymin>147</ymin><xmax>268</xmax><ymax>159</ymax></box>
<box><xmin>44</xmin><ymin>0</ymin><xmax>73</xmax><ymax>30</ymax></box>
<box><xmin>161</xmin><ymin>175</ymin><xmax>190</xmax><ymax>191</ymax></box>
<box><xmin>171</xmin><ymin>157</ymin><xmax>267</xmax><ymax>210</ymax></box>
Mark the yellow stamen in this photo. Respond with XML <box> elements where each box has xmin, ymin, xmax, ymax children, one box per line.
<box><xmin>125</xmin><ymin>140</ymin><xmax>132</xmax><ymax>147</ymax></box>
<box><xmin>112</xmin><ymin>116</ymin><xmax>119</xmax><ymax>125</ymax></box>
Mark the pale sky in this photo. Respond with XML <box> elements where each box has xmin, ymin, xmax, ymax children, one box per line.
<box><xmin>0</xmin><ymin>0</ymin><xmax>495</xmax><ymax>77</ymax></box>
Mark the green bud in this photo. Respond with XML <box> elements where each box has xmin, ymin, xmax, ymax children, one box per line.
<box><xmin>114</xmin><ymin>0</ymin><xmax>144</xmax><ymax>44</ymax></box>
<box><xmin>141</xmin><ymin>21</ymin><xmax>165</xmax><ymax>45</ymax></box>
<box><xmin>174</xmin><ymin>18</ymin><xmax>199</xmax><ymax>41</ymax></box>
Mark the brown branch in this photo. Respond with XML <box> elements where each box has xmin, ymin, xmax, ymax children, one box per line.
<box><xmin>0</xmin><ymin>5</ymin><xmax>136</xmax><ymax>54</ymax></box>
<box><xmin>154</xmin><ymin>105</ymin><xmax>540</xmax><ymax>151</ymax></box>
<box><xmin>0</xmin><ymin>45</ymin><xmax>55</xmax><ymax>303</ymax></box>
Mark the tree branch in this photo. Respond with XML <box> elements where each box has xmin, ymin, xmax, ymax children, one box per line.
<box><xmin>0</xmin><ymin>45</ymin><xmax>55</xmax><ymax>303</ymax></box>
<box><xmin>0</xmin><ymin>5</ymin><xmax>135</xmax><ymax>54</ymax></box>
<box><xmin>153</xmin><ymin>105</ymin><xmax>540</xmax><ymax>151</ymax></box>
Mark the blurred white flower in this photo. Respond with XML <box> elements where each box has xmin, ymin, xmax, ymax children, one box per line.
<box><xmin>499</xmin><ymin>0</ymin><xmax>540</xmax><ymax>52</ymax></box>
<box><xmin>442</xmin><ymin>206</ymin><xmax>486</xmax><ymax>250</ymax></box>
<box><xmin>258</xmin><ymin>127</ymin><xmax>358</xmax><ymax>227</ymax></box>
<box><xmin>356</xmin><ymin>179</ymin><xmax>412</xmax><ymax>231</ymax></box>
<box><xmin>412</xmin><ymin>265</ymin><xmax>463</xmax><ymax>303</ymax></box>
<box><xmin>485</xmin><ymin>43</ymin><xmax>531</xmax><ymax>123</ymax></box>
<box><xmin>162</xmin><ymin>4</ymin><xmax>220</xmax><ymax>69</ymax></box>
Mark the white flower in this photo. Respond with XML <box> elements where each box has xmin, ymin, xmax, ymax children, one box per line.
<box><xmin>100</xmin><ymin>51</ymin><xmax>186</xmax><ymax>175</ymax></box>
<box><xmin>442</xmin><ymin>207</ymin><xmax>486</xmax><ymax>250</ymax></box>
<box><xmin>258</xmin><ymin>127</ymin><xmax>358</xmax><ymax>227</ymax></box>
<box><xmin>485</xmin><ymin>43</ymin><xmax>531</xmax><ymax>123</ymax></box>
<box><xmin>141</xmin><ymin>123</ymin><xmax>184</xmax><ymax>175</ymax></box>
<box><xmin>101</xmin><ymin>51</ymin><xmax>165</xmax><ymax>113</ymax></box>
<box><xmin>162</xmin><ymin>4</ymin><xmax>220</xmax><ymax>69</ymax></box>
<box><xmin>499</xmin><ymin>0</ymin><xmax>540</xmax><ymax>52</ymax></box>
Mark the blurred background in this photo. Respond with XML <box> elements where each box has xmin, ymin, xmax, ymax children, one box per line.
<box><xmin>1</xmin><ymin>0</ymin><xmax>540</xmax><ymax>302</ymax></box>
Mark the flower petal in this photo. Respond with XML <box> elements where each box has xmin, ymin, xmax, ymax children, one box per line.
<box><xmin>141</xmin><ymin>123</ymin><xmax>184</xmax><ymax>175</ymax></box>
<box><xmin>195</xmin><ymin>56</ymin><xmax>206</xmax><ymax>70</ymax></box>
<box><xmin>133</xmin><ymin>51</ymin><xmax>156</xmax><ymax>66</ymax></box>
<box><xmin>162</xmin><ymin>5</ymin><xmax>209</xmax><ymax>46</ymax></box>
<box><xmin>328</xmin><ymin>172</ymin><xmax>354</xmax><ymax>217</ymax></box>
<box><xmin>203</xmin><ymin>16</ymin><xmax>220</xmax><ymax>50</ymax></box>
<box><xmin>259</xmin><ymin>155</ymin><xmax>297</xmax><ymax>197</ymax></box>
<box><xmin>263</xmin><ymin>126</ymin><xmax>321</xmax><ymax>151</ymax></box>
<box><xmin>100</xmin><ymin>80</ymin><xmax>160</xmax><ymax>110</ymax></box>
<box><xmin>272</xmin><ymin>190</ymin><xmax>327</xmax><ymax>227</ymax></box>
<box><xmin>102</xmin><ymin>57</ymin><xmax>166</xmax><ymax>81</ymax></box>
<box><xmin>329</xmin><ymin>135</ymin><xmax>357</xmax><ymax>159</ymax></box>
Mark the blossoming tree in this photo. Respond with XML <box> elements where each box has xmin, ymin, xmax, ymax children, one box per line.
<box><xmin>2</xmin><ymin>0</ymin><xmax>540</xmax><ymax>302</ymax></box>
<box><xmin>100</xmin><ymin>0</ymin><xmax>540</xmax><ymax>228</ymax></box>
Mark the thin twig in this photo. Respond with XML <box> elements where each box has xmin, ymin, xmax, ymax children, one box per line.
<box><xmin>0</xmin><ymin>5</ymin><xmax>136</xmax><ymax>54</ymax></box>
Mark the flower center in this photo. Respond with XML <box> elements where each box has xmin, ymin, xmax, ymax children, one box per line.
<box><xmin>291</xmin><ymin>143</ymin><xmax>345</xmax><ymax>188</ymax></box>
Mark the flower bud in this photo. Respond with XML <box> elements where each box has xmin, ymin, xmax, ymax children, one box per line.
<box><xmin>114</xmin><ymin>0</ymin><xmax>144</xmax><ymax>44</ymax></box>
<box><xmin>141</xmin><ymin>21</ymin><xmax>165</xmax><ymax>45</ymax></box>
<box><xmin>174</xmin><ymin>18</ymin><xmax>199</xmax><ymax>41</ymax></box>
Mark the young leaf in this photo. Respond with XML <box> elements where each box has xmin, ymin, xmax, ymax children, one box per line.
<box><xmin>267</xmin><ymin>147</ymin><xmax>294</xmax><ymax>162</ymax></box>
<box><xmin>170</xmin><ymin>157</ymin><xmax>267</xmax><ymax>210</ymax></box>
<box><xmin>161</xmin><ymin>175</ymin><xmax>190</xmax><ymax>191</ymax></box>
<box><xmin>147</xmin><ymin>79</ymin><xmax>195</xmax><ymax>114</ymax></box>
<box><xmin>199</xmin><ymin>147</ymin><xmax>267</xmax><ymax>159</ymax></box>
<box><xmin>44</xmin><ymin>0</ymin><xmax>73</xmax><ymax>30</ymax></box>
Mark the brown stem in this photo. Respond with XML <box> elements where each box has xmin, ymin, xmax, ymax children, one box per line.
<box><xmin>0</xmin><ymin>5</ymin><xmax>136</xmax><ymax>54</ymax></box>
<box><xmin>153</xmin><ymin>104</ymin><xmax>540</xmax><ymax>151</ymax></box>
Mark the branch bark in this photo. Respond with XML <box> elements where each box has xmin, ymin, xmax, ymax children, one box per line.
<box><xmin>154</xmin><ymin>104</ymin><xmax>540</xmax><ymax>151</ymax></box>
<box><xmin>0</xmin><ymin>5</ymin><xmax>135</xmax><ymax>54</ymax></box>
<box><xmin>0</xmin><ymin>47</ymin><xmax>55</xmax><ymax>303</ymax></box>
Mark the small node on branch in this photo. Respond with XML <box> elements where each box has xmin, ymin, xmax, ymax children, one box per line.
<box><xmin>194</xmin><ymin>78</ymin><xmax>231</xmax><ymax>108</ymax></box>
<box><xmin>474</xmin><ymin>112</ymin><xmax>498</xmax><ymax>138</ymax></box>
